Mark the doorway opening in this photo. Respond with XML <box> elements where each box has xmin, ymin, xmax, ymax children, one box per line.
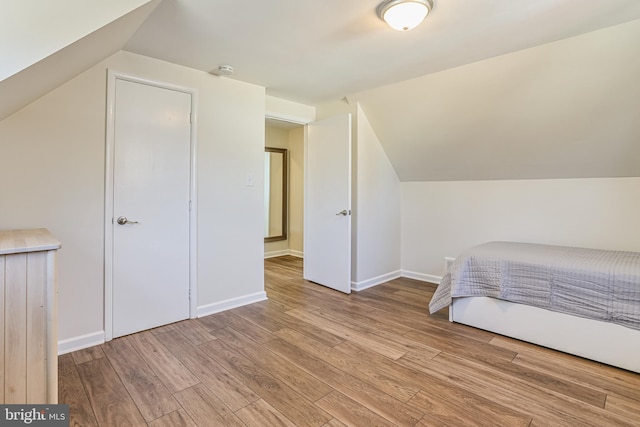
<box><xmin>264</xmin><ymin>113</ymin><xmax>353</xmax><ymax>294</ymax></box>
<box><xmin>264</xmin><ymin>118</ymin><xmax>305</xmax><ymax>260</ymax></box>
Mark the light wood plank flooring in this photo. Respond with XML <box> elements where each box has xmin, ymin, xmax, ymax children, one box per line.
<box><xmin>59</xmin><ymin>256</ymin><xmax>640</xmax><ymax>426</ymax></box>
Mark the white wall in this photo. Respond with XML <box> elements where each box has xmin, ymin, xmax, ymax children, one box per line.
<box><xmin>353</xmin><ymin>105</ymin><xmax>401</xmax><ymax>290</ymax></box>
<box><xmin>401</xmin><ymin>178</ymin><xmax>640</xmax><ymax>282</ymax></box>
<box><xmin>0</xmin><ymin>50</ymin><xmax>266</xmax><ymax>350</ymax></box>
<box><xmin>266</xmin><ymin>96</ymin><xmax>315</xmax><ymax>124</ymax></box>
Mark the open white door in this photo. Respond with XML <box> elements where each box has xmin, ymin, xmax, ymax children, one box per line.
<box><xmin>304</xmin><ymin>114</ymin><xmax>352</xmax><ymax>293</ymax></box>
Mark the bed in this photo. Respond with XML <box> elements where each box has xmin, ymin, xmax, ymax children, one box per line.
<box><xmin>429</xmin><ymin>241</ymin><xmax>640</xmax><ymax>373</ymax></box>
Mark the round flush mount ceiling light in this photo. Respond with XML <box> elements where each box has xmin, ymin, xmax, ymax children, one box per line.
<box><xmin>377</xmin><ymin>0</ymin><xmax>434</xmax><ymax>31</ymax></box>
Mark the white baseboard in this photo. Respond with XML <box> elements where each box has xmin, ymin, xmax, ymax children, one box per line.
<box><xmin>58</xmin><ymin>293</ymin><xmax>268</xmax><ymax>354</ymax></box>
<box><xmin>197</xmin><ymin>291</ymin><xmax>268</xmax><ymax>318</ymax></box>
<box><xmin>401</xmin><ymin>270</ymin><xmax>442</xmax><ymax>285</ymax></box>
<box><xmin>289</xmin><ymin>250</ymin><xmax>303</xmax><ymax>258</ymax></box>
<box><xmin>351</xmin><ymin>270</ymin><xmax>402</xmax><ymax>292</ymax></box>
<box><xmin>58</xmin><ymin>330</ymin><xmax>105</xmax><ymax>355</ymax></box>
<box><xmin>264</xmin><ymin>249</ymin><xmax>304</xmax><ymax>259</ymax></box>
<box><xmin>264</xmin><ymin>249</ymin><xmax>290</xmax><ymax>259</ymax></box>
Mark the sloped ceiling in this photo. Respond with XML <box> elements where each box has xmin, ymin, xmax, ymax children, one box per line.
<box><xmin>125</xmin><ymin>0</ymin><xmax>640</xmax><ymax>105</ymax></box>
<box><xmin>0</xmin><ymin>0</ymin><xmax>160</xmax><ymax>121</ymax></box>
<box><xmin>357</xmin><ymin>20</ymin><xmax>640</xmax><ymax>181</ymax></box>
<box><xmin>124</xmin><ymin>0</ymin><xmax>640</xmax><ymax>181</ymax></box>
<box><xmin>5</xmin><ymin>0</ymin><xmax>640</xmax><ymax>181</ymax></box>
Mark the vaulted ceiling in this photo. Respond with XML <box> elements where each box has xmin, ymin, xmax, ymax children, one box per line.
<box><xmin>125</xmin><ymin>0</ymin><xmax>640</xmax><ymax>105</ymax></box>
<box><xmin>0</xmin><ymin>0</ymin><xmax>160</xmax><ymax>121</ymax></box>
<box><xmin>123</xmin><ymin>0</ymin><xmax>640</xmax><ymax>181</ymax></box>
<box><xmin>356</xmin><ymin>19</ymin><xmax>640</xmax><ymax>180</ymax></box>
<box><xmin>4</xmin><ymin>0</ymin><xmax>640</xmax><ymax>181</ymax></box>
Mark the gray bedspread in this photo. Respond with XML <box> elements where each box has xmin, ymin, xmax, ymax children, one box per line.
<box><xmin>429</xmin><ymin>242</ymin><xmax>640</xmax><ymax>331</ymax></box>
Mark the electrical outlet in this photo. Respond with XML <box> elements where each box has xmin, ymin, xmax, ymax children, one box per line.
<box><xmin>246</xmin><ymin>174</ymin><xmax>254</xmax><ymax>186</ymax></box>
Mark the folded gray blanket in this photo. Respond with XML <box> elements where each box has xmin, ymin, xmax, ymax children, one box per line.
<box><xmin>429</xmin><ymin>242</ymin><xmax>640</xmax><ymax>331</ymax></box>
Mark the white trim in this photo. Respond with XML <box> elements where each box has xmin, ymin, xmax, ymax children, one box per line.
<box><xmin>265</xmin><ymin>249</ymin><xmax>291</xmax><ymax>259</ymax></box>
<box><xmin>197</xmin><ymin>292</ymin><xmax>268</xmax><ymax>318</ymax></box>
<box><xmin>189</xmin><ymin>90</ymin><xmax>199</xmax><ymax>319</ymax></box>
<box><xmin>58</xmin><ymin>331</ymin><xmax>105</xmax><ymax>355</ymax></box>
<box><xmin>289</xmin><ymin>249</ymin><xmax>304</xmax><ymax>258</ymax></box>
<box><xmin>401</xmin><ymin>270</ymin><xmax>442</xmax><ymax>284</ymax></box>
<box><xmin>303</xmin><ymin>124</ymin><xmax>310</xmax><ymax>276</ymax></box>
<box><xmin>351</xmin><ymin>270</ymin><xmax>402</xmax><ymax>292</ymax></box>
<box><xmin>264</xmin><ymin>153</ymin><xmax>271</xmax><ymax>237</ymax></box>
<box><xmin>264</xmin><ymin>249</ymin><xmax>304</xmax><ymax>259</ymax></box>
<box><xmin>104</xmin><ymin>70</ymin><xmax>198</xmax><ymax>341</ymax></box>
<box><xmin>265</xmin><ymin>113</ymin><xmax>312</xmax><ymax>126</ymax></box>
<box><xmin>104</xmin><ymin>70</ymin><xmax>116</xmax><ymax>341</ymax></box>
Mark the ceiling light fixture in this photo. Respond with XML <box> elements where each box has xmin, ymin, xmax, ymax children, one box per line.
<box><xmin>377</xmin><ymin>0</ymin><xmax>434</xmax><ymax>31</ymax></box>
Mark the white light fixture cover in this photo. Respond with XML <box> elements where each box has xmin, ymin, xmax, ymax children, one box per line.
<box><xmin>377</xmin><ymin>0</ymin><xmax>434</xmax><ymax>31</ymax></box>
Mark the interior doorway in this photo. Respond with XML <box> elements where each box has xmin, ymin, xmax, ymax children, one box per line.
<box><xmin>264</xmin><ymin>118</ymin><xmax>305</xmax><ymax>259</ymax></box>
<box><xmin>263</xmin><ymin>113</ymin><xmax>353</xmax><ymax>294</ymax></box>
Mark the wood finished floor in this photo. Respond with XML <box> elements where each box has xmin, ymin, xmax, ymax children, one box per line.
<box><xmin>59</xmin><ymin>256</ymin><xmax>640</xmax><ymax>426</ymax></box>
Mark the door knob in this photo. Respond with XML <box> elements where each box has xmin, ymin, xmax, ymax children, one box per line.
<box><xmin>117</xmin><ymin>216</ymin><xmax>139</xmax><ymax>225</ymax></box>
<box><xmin>336</xmin><ymin>210</ymin><xmax>349</xmax><ymax>216</ymax></box>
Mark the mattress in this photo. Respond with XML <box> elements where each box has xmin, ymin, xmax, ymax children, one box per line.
<box><xmin>429</xmin><ymin>242</ymin><xmax>640</xmax><ymax>331</ymax></box>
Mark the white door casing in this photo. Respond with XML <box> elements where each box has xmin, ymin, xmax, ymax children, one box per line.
<box><xmin>304</xmin><ymin>114</ymin><xmax>352</xmax><ymax>293</ymax></box>
<box><xmin>105</xmin><ymin>72</ymin><xmax>198</xmax><ymax>340</ymax></box>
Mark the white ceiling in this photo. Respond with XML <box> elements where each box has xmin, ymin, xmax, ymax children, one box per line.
<box><xmin>120</xmin><ymin>0</ymin><xmax>640</xmax><ymax>181</ymax></box>
<box><xmin>0</xmin><ymin>0</ymin><xmax>160</xmax><ymax>121</ymax></box>
<box><xmin>125</xmin><ymin>0</ymin><xmax>640</xmax><ymax>105</ymax></box>
<box><xmin>358</xmin><ymin>19</ymin><xmax>640</xmax><ymax>181</ymax></box>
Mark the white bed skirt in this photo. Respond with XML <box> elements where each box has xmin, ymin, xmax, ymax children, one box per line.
<box><xmin>451</xmin><ymin>297</ymin><xmax>640</xmax><ymax>374</ymax></box>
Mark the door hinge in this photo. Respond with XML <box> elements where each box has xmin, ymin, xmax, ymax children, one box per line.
<box><xmin>189</xmin><ymin>200</ymin><xmax>192</xmax><ymax>212</ymax></box>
